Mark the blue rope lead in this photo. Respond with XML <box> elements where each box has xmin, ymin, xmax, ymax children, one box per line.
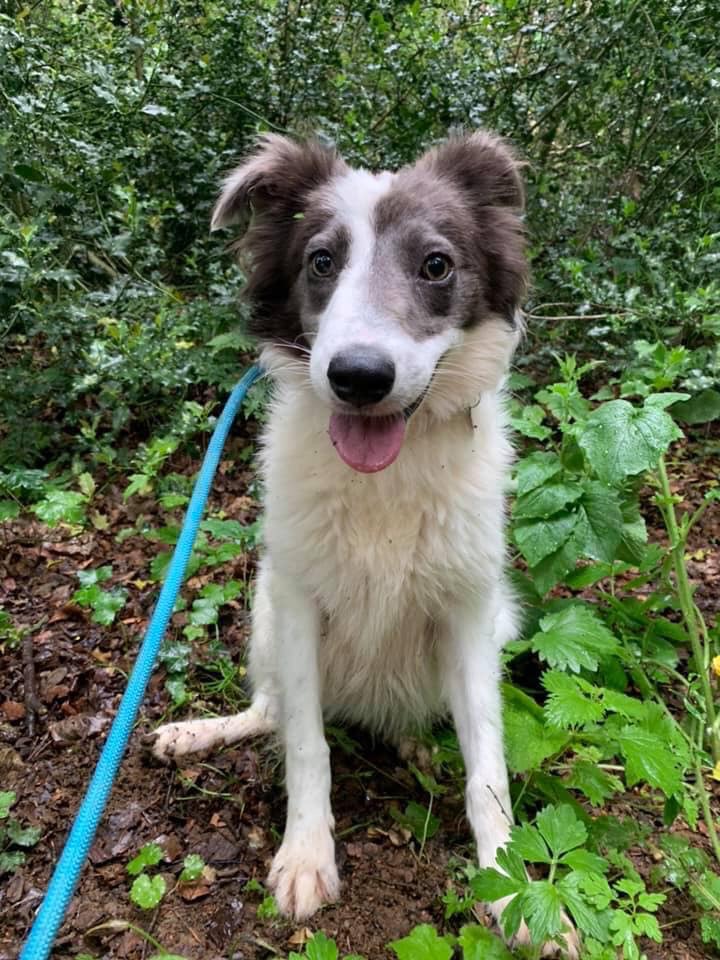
<box><xmin>21</xmin><ymin>365</ymin><xmax>262</xmax><ymax>960</ymax></box>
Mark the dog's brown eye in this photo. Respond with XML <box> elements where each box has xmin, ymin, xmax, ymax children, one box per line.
<box><xmin>310</xmin><ymin>250</ymin><xmax>334</xmax><ymax>278</ymax></box>
<box><xmin>420</xmin><ymin>253</ymin><xmax>453</xmax><ymax>282</ymax></box>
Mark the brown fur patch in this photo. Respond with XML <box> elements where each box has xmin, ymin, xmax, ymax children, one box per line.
<box><xmin>212</xmin><ymin>135</ymin><xmax>348</xmax><ymax>346</ymax></box>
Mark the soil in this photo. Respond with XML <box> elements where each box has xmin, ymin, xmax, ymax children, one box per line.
<box><xmin>0</xmin><ymin>424</ymin><xmax>718</xmax><ymax>960</ymax></box>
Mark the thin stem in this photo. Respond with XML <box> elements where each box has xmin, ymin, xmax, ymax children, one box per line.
<box><xmin>656</xmin><ymin>456</ymin><xmax>718</xmax><ymax>763</ymax></box>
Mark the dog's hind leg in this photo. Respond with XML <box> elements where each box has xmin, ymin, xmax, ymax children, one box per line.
<box><xmin>148</xmin><ymin>559</ymin><xmax>279</xmax><ymax>762</ymax></box>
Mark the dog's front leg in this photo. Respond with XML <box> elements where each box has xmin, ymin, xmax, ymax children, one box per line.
<box><xmin>442</xmin><ymin>592</ymin><xmax>579</xmax><ymax>958</ymax></box>
<box><xmin>266</xmin><ymin>569</ymin><xmax>339</xmax><ymax>920</ymax></box>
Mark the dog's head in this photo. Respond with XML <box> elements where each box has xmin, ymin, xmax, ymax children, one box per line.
<box><xmin>213</xmin><ymin>132</ymin><xmax>527</xmax><ymax>472</ymax></box>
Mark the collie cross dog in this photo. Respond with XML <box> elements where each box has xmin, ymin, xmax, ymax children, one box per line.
<box><xmin>150</xmin><ymin>132</ymin><xmax>579</xmax><ymax>956</ymax></box>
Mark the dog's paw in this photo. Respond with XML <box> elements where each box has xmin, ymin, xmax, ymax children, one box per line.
<box><xmin>512</xmin><ymin>919</ymin><xmax>580</xmax><ymax>958</ymax></box>
<box><xmin>267</xmin><ymin>827</ymin><xmax>339</xmax><ymax>920</ymax></box>
<box><xmin>489</xmin><ymin>899</ymin><xmax>580</xmax><ymax>958</ymax></box>
<box><xmin>144</xmin><ymin>718</ymin><xmax>224</xmax><ymax>762</ymax></box>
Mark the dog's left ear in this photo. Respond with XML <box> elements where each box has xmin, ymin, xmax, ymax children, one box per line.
<box><xmin>419</xmin><ymin>130</ymin><xmax>525</xmax><ymax>211</ymax></box>
<box><xmin>418</xmin><ymin>132</ymin><xmax>527</xmax><ymax>322</ymax></box>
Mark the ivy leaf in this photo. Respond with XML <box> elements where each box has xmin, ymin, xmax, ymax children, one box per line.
<box><xmin>457</xmin><ymin>924</ymin><xmax>513</xmax><ymax>959</ymax></box>
<box><xmin>127</xmin><ymin>842</ymin><xmax>164</xmax><ymax>876</ymax></box>
<box><xmin>130</xmin><ymin>873</ymin><xmax>166</xmax><ymax>909</ymax></box>
<box><xmin>579</xmin><ymin>399</ymin><xmax>682</xmax><ymax>484</ymax></box>
<box><xmin>531</xmin><ymin>605</ymin><xmax>619</xmax><ymax>672</ymax></box>
<box><xmin>389</xmin><ymin>924</ymin><xmax>453</xmax><ymax>960</ymax></box>
<box><xmin>535</xmin><ymin>804</ymin><xmax>587</xmax><ymax>858</ymax></box>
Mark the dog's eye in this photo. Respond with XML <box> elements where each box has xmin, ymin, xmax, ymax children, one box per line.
<box><xmin>420</xmin><ymin>253</ymin><xmax>453</xmax><ymax>282</ymax></box>
<box><xmin>310</xmin><ymin>250</ymin><xmax>334</xmax><ymax>278</ymax></box>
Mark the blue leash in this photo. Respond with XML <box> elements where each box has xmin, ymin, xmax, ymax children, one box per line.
<box><xmin>21</xmin><ymin>365</ymin><xmax>262</xmax><ymax>960</ymax></box>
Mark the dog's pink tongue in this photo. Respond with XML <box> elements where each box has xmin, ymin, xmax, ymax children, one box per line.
<box><xmin>329</xmin><ymin>413</ymin><xmax>406</xmax><ymax>473</ymax></box>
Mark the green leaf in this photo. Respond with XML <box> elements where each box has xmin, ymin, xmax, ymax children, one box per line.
<box><xmin>5</xmin><ymin>819</ymin><xmax>41</xmax><ymax>847</ymax></box>
<box><xmin>617</xmin><ymin>726</ymin><xmax>682</xmax><ymax>796</ymax></box>
<box><xmin>535</xmin><ymin>804</ymin><xmax>587</xmax><ymax>858</ymax></box>
<box><xmin>89</xmin><ymin>588</ymin><xmax>127</xmax><ymax>625</ymax></box>
<box><xmin>531</xmin><ymin>605</ymin><xmax>619</xmax><ymax>672</ymax></box>
<box><xmin>457</xmin><ymin>924</ymin><xmax>513</xmax><ymax>960</ymax></box>
<box><xmin>503</xmin><ymin>686</ymin><xmax>569</xmax><ymax>774</ymax></box>
<box><xmin>579</xmin><ymin>399</ymin><xmax>681</xmax><ymax>484</ymax></box>
<box><xmin>516</xmin><ymin>452</ymin><xmax>563</xmax><ymax>496</ymax></box>
<box><xmin>389</xmin><ymin>924</ymin><xmax>453</xmax><ymax>960</ymax></box>
<box><xmin>179</xmin><ymin>853</ymin><xmax>205</xmax><ymax>884</ymax></box>
<box><xmin>0</xmin><ymin>791</ymin><xmax>16</xmax><ymax>818</ymax></box>
<box><xmin>543</xmin><ymin>671</ymin><xmax>605</xmax><ymax>728</ymax></box>
<box><xmin>508</xmin><ymin>823</ymin><xmax>551</xmax><ymax>864</ymax></box>
<box><xmin>556</xmin><ymin>873</ymin><xmax>610</xmax><ymax>941</ymax></box>
<box><xmin>32</xmin><ymin>489</ymin><xmax>87</xmax><ymax>526</ymax></box>
<box><xmin>305</xmin><ymin>931</ymin><xmax>339</xmax><ymax>960</ymax></box>
<box><xmin>671</xmin><ymin>388</ymin><xmax>720</xmax><ymax>424</ymax></box>
<box><xmin>574</xmin><ymin>481</ymin><xmax>623</xmax><ymax>563</ymax></box>
<box><xmin>130</xmin><ymin>873</ymin><xmax>166</xmax><ymax>909</ymax></box>
<box><xmin>0</xmin><ymin>850</ymin><xmax>26</xmax><ymax>874</ymax></box>
<box><xmin>519</xmin><ymin>880</ymin><xmax>564</xmax><ymax>943</ymax></box>
<box><xmin>0</xmin><ymin>500</ymin><xmax>20</xmax><ymax>521</ymax></box>
<box><xmin>566</xmin><ymin>760</ymin><xmax>622</xmax><ymax>806</ymax></box>
<box><xmin>77</xmin><ymin>566</ymin><xmax>113</xmax><ymax>587</ymax></box>
<box><xmin>700</xmin><ymin>914</ymin><xmax>720</xmax><ymax>948</ymax></box>
<box><xmin>514</xmin><ymin>510</ymin><xmax>578</xmax><ymax>568</ymax></box>
<box><xmin>513</xmin><ymin>482</ymin><xmax>584</xmax><ymax>520</ymax></box>
<box><xmin>127</xmin><ymin>842</ymin><xmax>164</xmax><ymax>876</ymax></box>
<box><xmin>470</xmin><ymin>867</ymin><xmax>524</xmax><ymax>903</ymax></box>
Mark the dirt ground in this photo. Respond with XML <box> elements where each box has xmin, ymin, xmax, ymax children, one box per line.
<box><xmin>1</xmin><ymin>424</ymin><xmax>718</xmax><ymax>960</ymax></box>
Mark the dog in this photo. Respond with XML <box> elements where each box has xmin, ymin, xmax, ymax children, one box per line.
<box><xmin>150</xmin><ymin>132</ymin><xmax>578</xmax><ymax>956</ymax></box>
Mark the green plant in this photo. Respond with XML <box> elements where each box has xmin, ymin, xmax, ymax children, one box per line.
<box><xmin>72</xmin><ymin>565</ymin><xmax>128</xmax><ymax>626</ymax></box>
<box><xmin>0</xmin><ymin>791</ymin><xmax>41</xmax><ymax>874</ymax></box>
<box><xmin>127</xmin><ymin>842</ymin><xmax>167</xmax><ymax>910</ymax></box>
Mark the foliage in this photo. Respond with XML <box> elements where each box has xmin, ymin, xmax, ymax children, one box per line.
<box><xmin>2</xmin><ymin>2</ymin><xmax>719</xmax><ymax>957</ymax></box>
<box><xmin>0</xmin><ymin>790</ymin><xmax>41</xmax><ymax>875</ymax></box>
<box><xmin>72</xmin><ymin>565</ymin><xmax>128</xmax><ymax>625</ymax></box>
<box><xmin>127</xmin><ymin>842</ymin><xmax>167</xmax><ymax>909</ymax></box>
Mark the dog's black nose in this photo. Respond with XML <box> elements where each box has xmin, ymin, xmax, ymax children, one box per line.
<box><xmin>327</xmin><ymin>348</ymin><xmax>396</xmax><ymax>407</ymax></box>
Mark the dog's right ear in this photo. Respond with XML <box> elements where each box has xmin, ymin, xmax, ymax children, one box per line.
<box><xmin>210</xmin><ymin>134</ymin><xmax>346</xmax><ymax>232</ymax></box>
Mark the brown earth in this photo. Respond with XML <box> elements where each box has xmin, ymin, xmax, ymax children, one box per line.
<box><xmin>0</xmin><ymin>426</ymin><xmax>718</xmax><ymax>960</ymax></box>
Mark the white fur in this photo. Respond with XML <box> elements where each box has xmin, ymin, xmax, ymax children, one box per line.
<box><xmin>152</xmin><ymin>161</ymin><xmax>579</xmax><ymax>956</ymax></box>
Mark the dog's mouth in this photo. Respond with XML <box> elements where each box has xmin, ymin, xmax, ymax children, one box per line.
<box><xmin>328</xmin><ymin>388</ymin><xmax>430</xmax><ymax>474</ymax></box>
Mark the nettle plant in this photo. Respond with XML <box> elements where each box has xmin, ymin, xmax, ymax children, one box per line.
<box><xmin>497</xmin><ymin>355</ymin><xmax>720</xmax><ymax>955</ymax></box>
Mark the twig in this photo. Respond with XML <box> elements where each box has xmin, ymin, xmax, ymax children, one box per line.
<box><xmin>22</xmin><ymin>631</ymin><xmax>41</xmax><ymax>738</ymax></box>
